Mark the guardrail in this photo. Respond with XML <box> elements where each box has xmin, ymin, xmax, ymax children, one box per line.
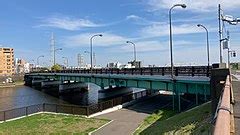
<box><xmin>32</xmin><ymin>66</ymin><xmax>211</xmax><ymax>77</ymax></box>
<box><xmin>0</xmin><ymin>90</ymin><xmax>150</xmax><ymax>122</ymax></box>
<box><xmin>213</xmin><ymin>75</ymin><xmax>233</xmax><ymax>135</ymax></box>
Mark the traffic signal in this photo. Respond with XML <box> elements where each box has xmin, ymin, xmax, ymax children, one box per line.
<box><xmin>232</xmin><ymin>52</ymin><xmax>236</xmax><ymax>57</ymax></box>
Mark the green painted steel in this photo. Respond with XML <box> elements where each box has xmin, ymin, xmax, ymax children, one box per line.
<box><xmin>26</xmin><ymin>73</ymin><xmax>210</xmax><ymax>96</ymax></box>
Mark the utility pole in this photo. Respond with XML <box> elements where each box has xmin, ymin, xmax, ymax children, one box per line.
<box><xmin>226</xmin><ymin>31</ymin><xmax>232</xmax><ymax>69</ymax></box>
<box><xmin>50</xmin><ymin>32</ymin><xmax>55</xmax><ymax>66</ymax></box>
<box><xmin>218</xmin><ymin>4</ymin><xmax>223</xmax><ymax>64</ymax></box>
<box><xmin>93</xmin><ymin>52</ymin><xmax>96</xmax><ymax>67</ymax></box>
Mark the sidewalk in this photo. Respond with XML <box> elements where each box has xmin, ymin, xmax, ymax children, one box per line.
<box><xmin>232</xmin><ymin>76</ymin><xmax>240</xmax><ymax>134</ymax></box>
<box><xmin>92</xmin><ymin>108</ymin><xmax>149</xmax><ymax>135</ymax></box>
<box><xmin>92</xmin><ymin>95</ymin><xmax>172</xmax><ymax>135</ymax></box>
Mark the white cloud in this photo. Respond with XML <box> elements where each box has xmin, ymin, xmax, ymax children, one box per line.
<box><xmin>115</xmin><ymin>40</ymin><xmax>194</xmax><ymax>52</ymax></box>
<box><xmin>37</xmin><ymin>15</ymin><xmax>103</xmax><ymax>30</ymax></box>
<box><xmin>126</xmin><ymin>14</ymin><xmax>163</xmax><ymax>25</ymax></box>
<box><xmin>147</xmin><ymin>0</ymin><xmax>240</xmax><ymax>12</ymax></box>
<box><xmin>63</xmin><ymin>33</ymin><xmax>130</xmax><ymax>47</ymax></box>
<box><xmin>140</xmin><ymin>23</ymin><xmax>217</xmax><ymax>38</ymax></box>
<box><xmin>126</xmin><ymin>15</ymin><xmax>142</xmax><ymax>20</ymax></box>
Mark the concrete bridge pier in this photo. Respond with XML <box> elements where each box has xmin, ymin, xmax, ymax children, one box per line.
<box><xmin>172</xmin><ymin>80</ymin><xmax>182</xmax><ymax>112</ymax></box>
<box><xmin>100</xmin><ymin>83</ymin><xmax>104</xmax><ymax>89</ymax></box>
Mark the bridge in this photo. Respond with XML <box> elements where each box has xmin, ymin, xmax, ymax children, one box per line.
<box><xmin>25</xmin><ymin>65</ymin><xmax>240</xmax><ymax>134</ymax></box>
<box><xmin>25</xmin><ymin>66</ymin><xmax>211</xmax><ymax>112</ymax></box>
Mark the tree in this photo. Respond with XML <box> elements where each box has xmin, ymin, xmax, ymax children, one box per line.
<box><xmin>51</xmin><ymin>64</ymin><xmax>62</xmax><ymax>71</ymax></box>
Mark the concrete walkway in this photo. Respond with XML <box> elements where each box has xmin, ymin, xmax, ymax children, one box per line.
<box><xmin>92</xmin><ymin>95</ymin><xmax>172</xmax><ymax>135</ymax></box>
<box><xmin>92</xmin><ymin>108</ymin><xmax>149</xmax><ymax>135</ymax></box>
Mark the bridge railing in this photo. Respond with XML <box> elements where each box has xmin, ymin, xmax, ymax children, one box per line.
<box><xmin>0</xmin><ymin>103</ymin><xmax>88</xmax><ymax>121</ymax></box>
<box><xmin>36</xmin><ymin>66</ymin><xmax>211</xmax><ymax>77</ymax></box>
<box><xmin>0</xmin><ymin>90</ymin><xmax>151</xmax><ymax>122</ymax></box>
<box><xmin>213</xmin><ymin>75</ymin><xmax>234</xmax><ymax>135</ymax></box>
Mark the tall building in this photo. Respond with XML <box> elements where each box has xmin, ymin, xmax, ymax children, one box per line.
<box><xmin>15</xmin><ymin>58</ymin><xmax>30</xmax><ymax>74</ymax></box>
<box><xmin>0</xmin><ymin>47</ymin><xmax>15</xmax><ymax>76</ymax></box>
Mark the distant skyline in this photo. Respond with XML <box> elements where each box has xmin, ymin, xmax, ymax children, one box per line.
<box><xmin>0</xmin><ymin>0</ymin><xmax>240</xmax><ymax>67</ymax></box>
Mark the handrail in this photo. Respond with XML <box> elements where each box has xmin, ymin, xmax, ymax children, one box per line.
<box><xmin>29</xmin><ymin>66</ymin><xmax>211</xmax><ymax>77</ymax></box>
<box><xmin>214</xmin><ymin>75</ymin><xmax>232</xmax><ymax>135</ymax></box>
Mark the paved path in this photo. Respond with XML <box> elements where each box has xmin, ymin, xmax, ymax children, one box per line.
<box><xmin>92</xmin><ymin>95</ymin><xmax>172</xmax><ymax>135</ymax></box>
<box><xmin>233</xmin><ymin>79</ymin><xmax>240</xmax><ymax>134</ymax></box>
<box><xmin>92</xmin><ymin>108</ymin><xmax>148</xmax><ymax>135</ymax></box>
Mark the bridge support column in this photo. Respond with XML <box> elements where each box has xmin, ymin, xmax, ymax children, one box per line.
<box><xmin>172</xmin><ymin>81</ymin><xmax>175</xmax><ymax>111</ymax></box>
<box><xmin>195</xmin><ymin>84</ymin><xmax>199</xmax><ymax>105</ymax></box>
<box><xmin>172</xmin><ymin>80</ymin><xmax>181</xmax><ymax>112</ymax></box>
<box><xmin>101</xmin><ymin>83</ymin><xmax>104</xmax><ymax>89</ymax></box>
<box><xmin>204</xmin><ymin>85</ymin><xmax>207</xmax><ymax>102</ymax></box>
<box><xmin>177</xmin><ymin>89</ymin><xmax>181</xmax><ymax>112</ymax></box>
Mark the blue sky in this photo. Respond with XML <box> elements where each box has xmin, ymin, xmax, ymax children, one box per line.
<box><xmin>0</xmin><ymin>0</ymin><xmax>240</xmax><ymax>67</ymax></box>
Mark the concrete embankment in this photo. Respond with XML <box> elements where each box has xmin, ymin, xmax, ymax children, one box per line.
<box><xmin>0</xmin><ymin>82</ymin><xmax>24</xmax><ymax>88</ymax></box>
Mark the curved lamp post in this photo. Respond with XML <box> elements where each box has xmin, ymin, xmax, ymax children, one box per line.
<box><xmin>62</xmin><ymin>57</ymin><xmax>68</xmax><ymax>67</ymax></box>
<box><xmin>54</xmin><ymin>48</ymin><xmax>62</xmax><ymax>65</ymax></box>
<box><xmin>126</xmin><ymin>41</ymin><xmax>137</xmax><ymax>62</ymax></box>
<box><xmin>169</xmin><ymin>4</ymin><xmax>186</xmax><ymax>112</ymax></box>
<box><xmin>197</xmin><ymin>24</ymin><xmax>210</xmax><ymax>68</ymax></box>
<box><xmin>37</xmin><ymin>55</ymin><xmax>44</xmax><ymax>66</ymax></box>
<box><xmin>90</xmin><ymin>34</ymin><xmax>102</xmax><ymax>73</ymax></box>
<box><xmin>169</xmin><ymin>4</ymin><xmax>187</xmax><ymax>79</ymax></box>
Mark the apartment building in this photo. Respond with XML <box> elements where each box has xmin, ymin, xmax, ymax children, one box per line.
<box><xmin>0</xmin><ymin>47</ymin><xmax>15</xmax><ymax>76</ymax></box>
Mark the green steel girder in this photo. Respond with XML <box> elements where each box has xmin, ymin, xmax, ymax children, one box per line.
<box><xmin>26</xmin><ymin>73</ymin><xmax>210</xmax><ymax>95</ymax></box>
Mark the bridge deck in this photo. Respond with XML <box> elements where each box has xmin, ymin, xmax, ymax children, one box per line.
<box><xmin>28</xmin><ymin>73</ymin><xmax>210</xmax><ymax>96</ymax></box>
<box><xmin>30</xmin><ymin>73</ymin><xmax>210</xmax><ymax>84</ymax></box>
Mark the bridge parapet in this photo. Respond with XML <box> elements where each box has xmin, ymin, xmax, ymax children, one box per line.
<box><xmin>213</xmin><ymin>75</ymin><xmax>234</xmax><ymax>135</ymax></box>
<box><xmin>33</xmin><ymin>66</ymin><xmax>211</xmax><ymax>77</ymax></box>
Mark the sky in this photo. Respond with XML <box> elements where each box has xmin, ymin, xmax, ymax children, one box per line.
<box><xmin>0</xmin><ymin>0</ymin><xmax>240</xmax><ymax>67</ymax></box>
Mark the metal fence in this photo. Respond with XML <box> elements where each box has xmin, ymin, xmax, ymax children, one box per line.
<box><xmin>32</xmin><ymin>66</ymin><xmax>211</xmax><ymax>77</ymax></box>
<box><xmin>0</xmin><ymin>90</ymin><xmax>150</xmax><ymax>122</ymax></box>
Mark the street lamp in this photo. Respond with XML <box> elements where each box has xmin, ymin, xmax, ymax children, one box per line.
<box><xmin>53</xmin><ymin>48</ymin><xmax>62</xmax><ymax>65</ymax></box>
<box><xmin>126</xmin><ymin>41</ymin><xmax>137</xmax><ymax>62</ymax></box>
<box><xmin>197</xmin><ymin>24</ymin><xmax>210</xmax><ymax>68</ymax></box>
<box><xmin>90</xmin><ymin>34</ymin><xmax>102</xmax><ymax>73</ymax></box>
<box><xmin>62</xmin><ymin>57</ymin><xmax>68</xmax><ymax>67</ymax></box>
<box><xmin>169</xmin><ymin>4</ymin><xmax>186</xmax><ymax>79</ymax></box>
<box><xmin>37</xmin><ymin>55</ymin><xmax>44</xmax><ymax>68</ymax></box>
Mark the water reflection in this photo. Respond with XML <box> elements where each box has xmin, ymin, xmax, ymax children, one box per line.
<box><xmin>0</xmin><ymin>86</ymin><xmax>66</xmax><ymax>111</ymax></box>
<box><xmin>0</xmin><ymin>83</ymin><xmax>145</xmax><ymax>111</ymax></box>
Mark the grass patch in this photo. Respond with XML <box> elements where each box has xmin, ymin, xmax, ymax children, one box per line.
<box><xmin>134</xmin><ymin>110</ymin><xmax>176</xmax><ymax>135</ymax></box>
<box><xmin>137</xmin><ymin>102</ymin><xmax>212</xmax><ymax>135</ymax></box>
<box><xmin>0</xmin><ymin>113</ymin><xmax>110</xmax><ymax>134</ymax></box>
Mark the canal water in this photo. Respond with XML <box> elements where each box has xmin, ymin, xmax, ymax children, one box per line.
<box><xmin>0</xmin><ymin>83</ymin><xmax>144</xmax><ymax>111</ymax></box>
